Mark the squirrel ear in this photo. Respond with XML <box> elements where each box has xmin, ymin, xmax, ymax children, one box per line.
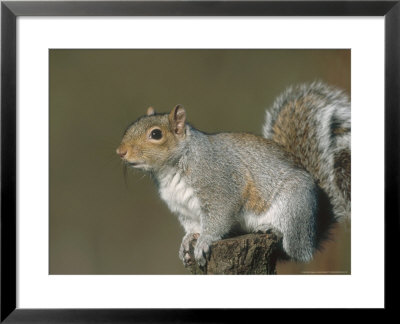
<box><xmin>146</xmin><ymin>106</ymin><xmax>155</xmax><ymax>116</ymax></box>
<box><xmin>169</xmin><ymin>105</ymin><xmax>186</xmax><ymax>136</ymax></box>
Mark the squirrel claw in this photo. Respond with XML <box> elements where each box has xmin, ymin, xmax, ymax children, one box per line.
<box><xmin>183</xmin><ymin>253</ymin><xmax>195</xmax><ymax>267</ymax></box>
<box><xmin>179</xmin><ymin>233</ymin><xmax>199</xmax><ymax>266</ymax></box>
<box><xmin>179</xmin><ymin>233</ymin><xmax>212</xmax><ymax>268</ymax></box>
<box><xmin>194</xmin><ymin>235</ymin><xmax>212</xmax><ymax>267</ymax></box>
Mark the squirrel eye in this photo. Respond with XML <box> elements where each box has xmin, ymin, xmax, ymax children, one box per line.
<box><xmin>150</xmin><ymin>129</ymin><xmax>162</xmax><ymax>140</ymax></box>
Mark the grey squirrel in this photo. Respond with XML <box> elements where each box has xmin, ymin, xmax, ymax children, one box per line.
<box><xmin>116</xmin><ymin>82</ymin><xmax>351</xmax><ymax>267</ymax></box>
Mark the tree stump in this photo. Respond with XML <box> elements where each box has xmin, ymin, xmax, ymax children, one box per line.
<box><xmin>185</xmin><ymin>233</ymin><xmax>283</xmax><ymax>274</ymax></box>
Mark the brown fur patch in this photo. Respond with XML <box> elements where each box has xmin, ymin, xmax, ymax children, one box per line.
<box><xmin>332</xmin><ymin>127</ymin><xmax>350</xmax><ymax>135</ymax></box>
<box><xmin>272</xmin><ymin>96</ymin><xmax>323</xmax><ymax>185</ymax></box>
<box><xmin>242</xmin><ymin>173</ymin><xmax>269</xmax><ymax>214</ymax></box>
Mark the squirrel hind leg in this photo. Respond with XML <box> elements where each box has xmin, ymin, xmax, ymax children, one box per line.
<box><xmin>264</xmin><ymin>181</ymin><xmax>320</xmax><ymax>263</ymax></box>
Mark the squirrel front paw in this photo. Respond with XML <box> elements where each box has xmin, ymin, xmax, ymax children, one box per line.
<box><xmin>194</xmin><ymin>235</ymin><xmax>215</xmax><ymax>267</ymax></box>
<box><xmin>179</xmin><ymin>233</ymin><xmax>199</xmax><ymax>267</ymax></box>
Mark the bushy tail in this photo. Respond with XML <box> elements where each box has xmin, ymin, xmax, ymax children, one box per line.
<box><xmin>263</xmin><ymin>82</ymin><xmax>351</xmax><ymax>220</ymax></box>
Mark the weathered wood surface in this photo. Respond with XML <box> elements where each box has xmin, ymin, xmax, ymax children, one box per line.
<box><xmin>185</xmin><ymin>233</ymin><xmax>283</xmax><ymax>274</ymax></box>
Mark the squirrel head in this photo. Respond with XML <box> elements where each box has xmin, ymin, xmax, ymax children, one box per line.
<box><xmin>116</xmin><ymin>105</ymin><xmax>187</xmax><ymax>171</ymax></box>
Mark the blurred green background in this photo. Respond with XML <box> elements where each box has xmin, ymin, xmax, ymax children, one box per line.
<box><xmin>49</xmin><ymin>49</ymin><xmax>351</xmax><ymax>274</ymax></box>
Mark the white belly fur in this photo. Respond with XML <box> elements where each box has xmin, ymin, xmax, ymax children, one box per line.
<box><xmin>158</xmin><ymin>169</ymin><xmax>202</xmax><ymax>233</ymax></box>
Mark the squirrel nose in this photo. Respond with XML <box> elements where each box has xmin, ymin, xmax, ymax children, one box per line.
<box><xmin>116</xmin><ymin>147</ymin><xmax>127</xmax><ymax>158</ymax></box>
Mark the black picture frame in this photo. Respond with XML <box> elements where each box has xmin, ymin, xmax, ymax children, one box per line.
<box><xmin>1</xmin><ymin>0</ymin><xmax>398</xmax><ymax>322</ymax></box>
